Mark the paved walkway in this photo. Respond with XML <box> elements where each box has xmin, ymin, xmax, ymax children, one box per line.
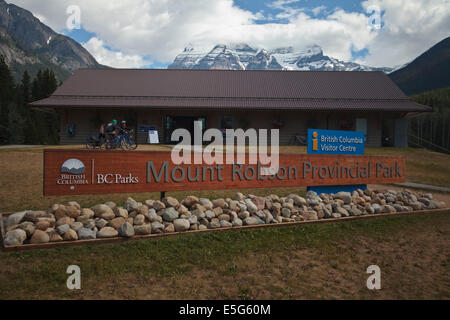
<box><xmin>394</xmin><ymin>182</ymin><xmax>450</xmax><ymax>193</ymax></box>
<box><xmin>0</xmin><ymin>145</ymin><xmax>42</xmax><ymax>149</ymax></box>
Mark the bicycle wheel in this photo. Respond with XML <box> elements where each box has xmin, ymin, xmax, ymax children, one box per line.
<box><xmin>127</xmin><ymin>137</ymin><xmax>138</xmax><ymax>150</ymax></box>
<box><xmin>120</xmin><ymin>138</ymin><xmax>128</xmax><ymax>150</ymax></box>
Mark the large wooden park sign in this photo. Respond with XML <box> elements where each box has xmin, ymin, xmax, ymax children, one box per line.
<box><xmin>44</xmin><ymin>149</ymin><xmax>406</xmax><ymax>196</ymax></box>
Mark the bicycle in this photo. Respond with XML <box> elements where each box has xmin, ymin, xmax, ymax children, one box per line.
<box><xmin>121</xmin><ymin>129</ymin><xmax>138</xmax><ymax>150</ymax></box>
<box><xmin>86</xmin><ymin>134</ymin><xmax>106</xmax><ymax>149</ymax></box>
<box><xmin>105</xmin><ymin>129</ymin><xmax>138</xmax><ymax>150</ymax></box>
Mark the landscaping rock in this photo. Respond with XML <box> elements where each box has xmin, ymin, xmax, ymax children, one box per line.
<box><xmin>63</xmin><ymin>229</ymin><xmax>78</xmax><ymax>241</ymax></box>
<box><xmin>4</xmin><ymin>229</ymin><xmax>27</xmax><ymax>246</ymax></box>
<box><xmin>7</xmin><ymin>211</ymin><xmax>28</xmax><ymax>227</ymax></box>
<box><xmin>163</xmin><ymin>207</ymin><xmax>179</xmax><ymax>222</ymax></box>
<box><xmin>134</xmin><ymin>224</ymin><xmax>151</xmax><ymax>235</ymax></box>
<box><xmin>77</xmin><ymin>228</ymin><xmax>96</xmax><ymax>240</ymax></box>
<box><xmin>97</xmin><ymin>227</ymin><xmax>118</xmax><ymax>238</ymax></box>
<box><xmin>244</xmin><ymin>217</ymin><xmax>259</xmax><ymax>226</ymax></box>
<box><xmin>109</xmin><ymin>217</ymin><xmax>126</xmax><ymax>230</ymax></box>
<box><xmin>118</xmin><ymin>223</ymin><xmax>135</xmax><ymax>238</ymax></box>
<box><xmin>174</xmin><ymin>219</ymin><xmax>190</xmax><ymax>232</ymax></box>
<box><xmin>163</xmin><ymin>197</ymin><xmax>179</xmax><ymax>208</ymax></box>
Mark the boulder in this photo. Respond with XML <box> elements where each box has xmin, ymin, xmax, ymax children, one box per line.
<box><xmin>109</xmin><ymin>217</ymin><xmax>126</xmax><ymax>229</ymax></box>
<box><xmin>334</xmin><ymin>192</ymin><xmax>352</xmax><ymax>204</ymax></box>
<box><xmin>188</xmin><ymin>215</ymin><xmax>198</xmax><ymax>225</ymax></box>
<box><xmin>104</xmin><ymin>201</ymin><xmax>117</xmax><ymax>209</ymax></box>
<box><xmin>124</xmin><ymin>197</ymin><xmax>141</xmax><ymax>211</ymax></box>
<box><xmin>252</xmin><ymin>197</ymin><xmax>266</xmax><ymax>210</ymax></box>
<box><xmin>232</xmin><ymin>218</ymin><xmax>243</xmax><ymax>227</ymax></box>
<box><xmin>49</xmin><ymin>231</ymin><xmax>63</xmax><ymax>242</ymax></box>
<box><xmin>134</xmin><ymin>214</ymin><xmax>145</xmax><ymax>226</ymax></box>
<box><xmin>219</xmin><ymin>220</ymin><xmax>233</xmax><ymax>228</ymax></box>
<box><xmin>68</xmin><ymin>201</ymin><xmax>81</xmax><ymax>210</ymax></box>
<box><xmin>114</xmin><ymin>208</ymin><xmax>129</xmax><ymax>219</ymax></box>
<box><xmin>281</xmin><ymin>208</ymin><xmax>291</xmax><ymax>218</ymax></box>
<box><xmin>152</xmin><ymin>200</ymin><xmax>166</xmax><ymax>211</ymax></box>
<box><xmin>118</xmin><ymin>223</ymin><xmax>135</xmax><ymax>238</ymax></box>
<box><xmin>4</xmin><ymin>229</ymin><xmax>27</xmax><ymax>246</ymax></box>
<box><xmin>151</xmin><ymin>222</ymin><xmax>165</xmax><ymax>234</ymax></box>
<box><xmin>148</xmin><ymin>209</ymin><xmax>159</xmax><ymax>222</ymax></box>
<box><xmin>77</xmin><ymin>228</ymin><xmax>96</xmax><ymax>240</ymax></box>
<box><xmin>244</xmin><ymin>199</ymin><xmax>258</xmax><ymax>214</ymax></box>
<box><xmin>54</xmin><ymin>205</ymin><xmax>68</xmax><ymax>220</ymax></box>
<box><xmin>25</xmin><ymin>211</ymin><xmax>47</xmax><ymax>223</ymax></box>
<box><xmin>238</xmin><ymin>211</ymin><xmax>250</xmax><ymax>220</ymax></box>
<box><xmin>7</xmin><ymin>211</ymin><xmax>28</xmax><ymax>227</ymax></box>
<box><xmin>183</xmin><ymin>195</ymin><xmax>199</xmax><ymax>207</ymax></box>
<box><xmin>19</xmin><ymin>221</ymin><xmax>36</xmax><ymax>237</ymax></box>
<box><xmin>174</xmin><ymin>219</ymin><xmax>190</xmax><ymax>232</ymax></box>
<box><xmin>165</xmin><ymin>223</ymin><xmax>175</xmax><ymax>233</ymax></box>
<box><xmin>244</xmin><ymin>217</ymin><xmax>259</xmax><ymax>226</ymax></box>
<box><xmin>335</xmin><ymin>206</ymin><xmax>350</xmax><ymax>217</ymax></box>
<box><xmin>81</xmin><ymin>208</ymin><xmax>95</xmax><ymax>218</ymax></box>
<box><xmin>36</xmin><ymin>220</ymin><xmax>50</xmax><ymax>231</ymax></box>
<box><xmin>234</xmin><ymin>192</ymin><xmax>245</xmax><ymax>201</ymax></box>
<box><xmin>97</xmin><ymin>227</ymin><xmax>118</xmax><ymax>238</ymax></box>
<box><xmin>95</xmin><ymin>218</ymin><xmax>108</xmax><ymax>229</ymax></box>
<box><xmin>91</xmin><ymin>204</ymin><xmax>115</xmax><ymax>220</ymax></box>
<box><xmin>302</xmin><ymin>211</ymin><xmax>318</xmax><ymax>221</ymax></box>
<box><xmin>63</xmin><ymin>229</ymin><xmax>78</xmax><ymax>241</ymax></box>
<box><xmin>134</xmin><ymin>224</ymin><xmax>152</xmax><ymax>235</ymax></box>
<box><xmin>163</xmin><ymin>197</ymin><xmax>179</xmax><ymax>208</ymax></box>
<box><xmin>65</xmin><ymin>205</ymin><xmax>80</xmax><ymax>218</ymax></box>
<box><xmin>212</xmin><ymin>198</ymin><xmax>227</xmax><ymax>209</ymax></box>
<box><xmin>163</xmin><ymin>207</ymin><xmax>179</xmax><ymax>222</ymax></box>
<box><xmin>56</xmin><ymin>216</ymin><xmax>73</xmax><ymax>227</ymax></box>
<box><xmin>56</xmin><ymin>224</ymin><xmax>71</xmax><ymax>235</ymax></box>
<box><xmin>218</xmin><ymin>214</ymin><xmax>231</xmax><ymax>222</ymax></box>
<box><xmin>71</xmin><ymin>222</ymin><xmax>84</xmax><ymax>232</ymax></box>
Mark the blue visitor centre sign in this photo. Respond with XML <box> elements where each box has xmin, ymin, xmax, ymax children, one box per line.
<box><xmin>307</xmin><ymin>129</ymin><xmax>366</xmax><ymax>194</ymax></box>
<box><xmin>307</xmin><ymin>129</ymin><xmax>365</xmax><ymax>155</ymax></box>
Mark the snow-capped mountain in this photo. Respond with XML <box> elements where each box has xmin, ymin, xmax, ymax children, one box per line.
<box><xmin>169</xmin><ymin>43</ymin><xmax>393</xmax><ymax>73</ymax></box>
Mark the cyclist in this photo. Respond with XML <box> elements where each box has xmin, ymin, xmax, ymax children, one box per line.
<box><xmin>104</xmin><ymin>119</ymin><xmax>122</xmax><ymax>142</ymax></box>
<box><xmin>120</xmin><ymin>120</ymin><xmax>130</xmax><ymax>132</ymax></box>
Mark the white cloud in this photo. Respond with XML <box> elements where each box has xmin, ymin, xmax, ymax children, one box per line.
<box><xmin>6</xmin><ymin>0</ymin><xmax>450</xmax><ymax>68</ymax></box>
<box><xmin>311</xmin><ymin>5</ymin><xmax>326</xmax><ymax>16</ymax></box>
<box><xmin>361</xmin><ymin>0</ymin><xmax>450</xmax><ymax>67</ymax></box>
<box><xmin>82</xmin><ymin>37</ymin><xmax>152</xmax><ymax>68</ymax></box>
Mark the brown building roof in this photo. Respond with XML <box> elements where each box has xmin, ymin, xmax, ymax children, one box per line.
<box><xmin>30</xmin><ymin>69</ymin><xmax>431</xmax><ymax>112</ymax></box>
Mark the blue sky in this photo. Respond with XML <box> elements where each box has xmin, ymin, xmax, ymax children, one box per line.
<box><xmin>8</xmin><ymin>0</ymin><xmax>450</xmax><ymax>69</ymax></box>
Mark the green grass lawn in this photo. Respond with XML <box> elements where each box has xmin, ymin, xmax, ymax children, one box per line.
<box><xmin>1</xmin><ymin>211</ymin><xmax>449</xmax><ymax>299</ymax></box>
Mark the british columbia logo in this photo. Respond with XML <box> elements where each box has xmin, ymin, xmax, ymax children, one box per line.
<box><xmin>58</xmin><ymin>159</ymin><xmax>89</xmax><ymax>187</ymax></box>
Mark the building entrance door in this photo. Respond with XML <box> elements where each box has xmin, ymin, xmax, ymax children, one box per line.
<box><xmin>164</xmin><ymin>115</ymin><xmax>207</xmax><ymax>144</ymax></box>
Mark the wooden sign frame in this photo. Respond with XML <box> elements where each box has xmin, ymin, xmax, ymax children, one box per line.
<box><xmin>43</xmin><ymin>150</ymin><xmax>406</xmax><ymax>196</ymax></box>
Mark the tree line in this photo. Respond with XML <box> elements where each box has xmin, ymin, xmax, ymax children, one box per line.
<box><xmin>0</xmin><ymin>55</ymin><xmax>59</xmax><ymax>145</ymax></box>
<box><xmin>410</xmin><ymin>87</ymin><xmax>450</xmax><ymax>153</ymax></box>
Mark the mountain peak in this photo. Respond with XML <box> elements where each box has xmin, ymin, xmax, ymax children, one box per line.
<box><xmin>169</xmin><ymin>43</ymin><xmax>392</xmax><ymax>72</ymax></box>
<box><xmin>0</xmin><ymin>0</ymin><xmax>102</xmax><ymax>81</ymax></box>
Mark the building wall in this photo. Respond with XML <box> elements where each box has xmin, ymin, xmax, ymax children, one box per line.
<box><xmin>58</xmin><ymin>107</ymin><xmax>401</xmax><ymax>148</ymax></box>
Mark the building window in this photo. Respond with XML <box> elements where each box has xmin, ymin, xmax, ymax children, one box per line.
<box><xmin>339</xmin><ymin>119</ymin><xmax>354</xmax><ymax>131</ymax></box>
<box><xmin>220</xmin><ymin>116</ymin><xmax>235</xmax><ymax>129</ymax></box>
